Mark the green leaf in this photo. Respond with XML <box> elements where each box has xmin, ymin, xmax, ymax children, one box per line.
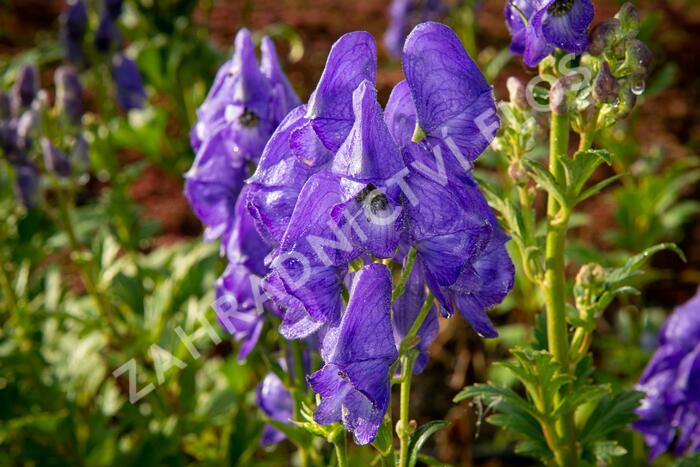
<box><xmin>407</xmin><ymin>420</ymin><xmax>449</xmax><ymax>467</ymax></box>
<box><xmin>607</xmin><ymin>243</ymin><xmax>686</xmax><ymax>286</ymax></box>
<box><xmin>593</xmin><ymin>440</ymin><xmax>627</xmax><ymax>463</ymax></box>
<box><xmin>454</xmin><ymin>383</ymin><xmax>536</xmax><ymax>418</ymax></box>
<box><xmin>577</xmin><ymin>173</ymin><xmax>624</xmax><ymax>203</ymax></box>
<box><xmin>265</xmin><ymin>419</ymin><xmax>311</xmax><ymax>447</ymax></box>
<box><xmin>371</xmin><ymin>418</ymin><xmax>393</xmax><ymax>457</ymax></box>
<box><xmin>562</xmin><ymin>149</ymin><xmax>612</xmax><ymax>199</ymax></box>
<box><xmin>522</xmin><ymin>159</ymin><xmax>568</xmax><ymax>208</ymax></box>
<box><xmin>579</xmin><ymin>389</ymin><xmax>645</xmax><ymax>445</ymax></box>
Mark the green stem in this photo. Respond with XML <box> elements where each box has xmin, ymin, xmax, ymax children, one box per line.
<box><xmin>289</xmin><ymin>340</ymin><xmax>310</xmax><ymax>467</ymax></box>
<box><xmin>543</xmin><ymin>112</ymin><xmax>577</xmax><ymax>466</ymax></box>
<box><xmin>397</xmin><ymin>354</ymin><xmax>416</xmax><ymax>467</ymax></box>
<box><xmin>406</xmin><ymin>293</ymin><xmax>435</xmax><ymax>341</ymax></box>
<box><xmin>334</xmin><ymin>432</ymin><xmax>347</xmax><ymax>467</ymax></box>
<box><xmin>0</xmin><ymin>259</ymin><xmax>17</xmax><ymax>312</ymax></box>
<box><xmin>392</xmin><ymin>248</ymin><xmax>417</xmax><ymax>303</ymax></box>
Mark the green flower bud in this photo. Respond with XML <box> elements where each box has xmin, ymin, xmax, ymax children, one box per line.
<box><xmin>620</xmin><ymin>38</ymin><xmax>653</xmax><ymax>79</ymax></box>
<box><xmin>588</xmin><ymin>18</ymin><xmax>621</xmax><ymax>56</ymax></box>
<box><xmin>506</xmin><ymin>77</ymin><xmax>527</xmax><ymax>110</ymax></box>
<box><xmin>593</xmin><ymin>62</ymin><xmax>620</xmax><ymax>104</ymax></box>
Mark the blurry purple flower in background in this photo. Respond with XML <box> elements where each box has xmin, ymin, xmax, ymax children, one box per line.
<box><xmin>111</xmin><ymin>54</ymin><xmax>146</xmax><ymax>111</ymax></box>
<box><xmin>634</xmin><ymin>288</ymin><xmax>700</xmax><ymax>460</ymax></box>
<box><xmin>60</xmin><ymin>0</ymin><xmax>88</xmax><ymax>65</ymax></box>
<box><xmin>13</xmin><ymin>162</ymin><xmax>39</xmax><ymax>209</ymax></box>
<box><xmin>505</xmin><ymin>0</ymin><xmax>594</xmax><ymax>67</ymax></box>
<box><xmin>104</xmin><ymin>0</ymin><xmax>124</xmax><ymax>21</ymax></box>
<box><xmin>12</xmin><ymin>65</ymin><xmax>38</xmax><ymax>113</ymax></box>
<box><xmin>383</xmin><ymin>0</ymin><xmax>446</xmax><ymax>58</ymax></box>
<box><xmin>308</xmin><ymin>264</ymin><xmax>398</xmax><ymax>444</ymax></box>
<box><xmin>41</xmin><ymin>138</ymin><xmax>72</xmax><ymax>177</ymax></box>
<box><xmin>55</xmin><ymin>65</ymin><xmax>83</xmax><ymax>125</ymax></box>
<box><xmin>257</xmin><ymin>371</ymin><xmax>294</xmax><ymax>446</ymax></box>
<box><xmin>95</xmin><ymin>12</ymin><xmax>119</xmax><ymax>54</ymax></box>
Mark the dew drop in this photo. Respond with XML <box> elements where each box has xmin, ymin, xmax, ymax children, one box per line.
<box><xmin>631</xmin><ymin>79</ymin><xmax>646</xmax><ymax>96</ymax></box>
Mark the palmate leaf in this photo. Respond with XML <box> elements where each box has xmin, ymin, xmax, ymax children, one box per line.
<box><xmin>579</xmin><ymin>389</ymin><xmax>645</xmax><ymax>445</ymax></box>
<box><xmin>454</xmin><ymin>383</ymin><xmax>537</xmax><ymax>418</ymax></box>
<box><xmin>562</xmin><ymin>149</ymin><xmax>612</xmax><ymax>199</ymax></box>
<box><xmin>522</xmin><ymin>159</ymin><xmax>568</xmax><ymax>208</ymax></box>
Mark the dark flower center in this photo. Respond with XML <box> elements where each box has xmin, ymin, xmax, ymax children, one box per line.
<box><xmin>354</xmin><ymin>183</ymin><xmax>389</xmax><ymax>216</ymax></box>
<box><xmin>239</xmin><ymin>108</ymin><xmax>259</xmax><ymax>127</ymax></box>
<box><xmin>547</xmin><ymin>0</ymin><xmax>574</xmax><ymax>17</ymax></box>
<box><xmin>337</xmin><ymin>370</ymin><xmax>347</xmax><ymax>379</ymax></box>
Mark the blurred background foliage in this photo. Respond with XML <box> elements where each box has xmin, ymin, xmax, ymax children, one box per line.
<box><xmin>0</xmin><ymin>0</ymin><xmax>699</xmax><ymax>465</ymax></box>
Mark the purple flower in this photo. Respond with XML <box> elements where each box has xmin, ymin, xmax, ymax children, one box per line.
<box><xmin>308</xmin><ymin>263</ymin><xmax>397</xmax><ymax>445</ymax></box>
<box><xmin>635</xmin><ymin>288</ymin><xmax>700</xmax><ymax>460</ymax></box>
<box><xmin>12</xmin><ymin>65</ymin><xmax>38</xmax><ymax>113</ymax></box>
<box><xmin>55</xmin><ymin>65</ymin><xmax>83</xmax><ymax>125</ymax></box>
<box><xmin>257</xmin><ymin>371</ymin><xmax>294</xmax><ymax>446</ymax></box>
<box><xmin>383</xmin><ymin>0</ymin><xmax>446</xmax><ymax>58</ymax></box>
<box><xmin>505</xmin><ymin>0</ymin><xmax>595</xmax><ymax>67</ymax></box>
<box><xmin>262</xmin><ymin>172</ymin><xmax>349</xmax><ymax>340</ymax></box>
<box><xmin>190</xmin><ymin>29</ymin><xmax>298</xmax><ymax>157</ymax></box>
<box><xmin>248</xmin><ymin>31</ymin><xmax>376</xmax><ymax>244</ymax></box>
<box><xmin>60</xmin><ymin>0</ymin><xmax>88</xmax><ymax>65</ymax></box>
<box><xmin>111</xmin><ymin>54</ymin><xmax>146</xmax><ymax>110</ymax></box>
<box><xmin>41</xmin><ymin>139</ymin><xmax>72</xmax><ymax>177</ymax></box>
<box><xmin>95</xmin><ymin>12</ymin><xmax>118</xmax><ymax>53</ymax></box>
<box><xmin>14</xmin><ymin>161</ymin><xmax>39</xmax><ymax>208</ymax></box>
<box><xmin>392</xmin><ymin>259</ymin><xmax>438</xmax><ymax>373</ymax></box>
<box><xmin>400</xmin><ymin>22</ymin><xmax>498</xmax><ymax>178</ymax></box>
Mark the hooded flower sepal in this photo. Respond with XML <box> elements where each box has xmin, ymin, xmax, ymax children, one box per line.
<box><xmin>308</xmin><ymin>263</ymin><xmax>397</xmax><ymax>445</ymax></box>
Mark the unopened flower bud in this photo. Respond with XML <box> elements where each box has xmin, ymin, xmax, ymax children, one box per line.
<box><xmin>617</xmin><ymin>86</ymin><xmax>637</xmax><ymax>119</ymax></box>
<box><xmin>549</xmin><ymin>77</ymin><xmax>569</xmax><ymax>115</ymax></box>
<box><xmin>55</xmin><ymin>65</ymin><xmax>83</xmax><ymax>125</ymax></box>
<box><xmin>621</xmin><ymin>39</ymin><xmax>653</xmax><ymax>79</ymax></box>
<box><xmin>508</xmin><ymin>160</ymin><xmax>527</xmax><ymax>185</ymax></box>
<box><xmin>506</xmin><ymin>77</ymin><xmax>527</xmax><ymax>110</ymax></box>
<box><xmin>576</xmin><ymin>263</ymin><xmax>606</xmax><ymax>293</ymax></box>
<box><xmin>12</xmin><ymin>64</ymin><xmax>38</xmax><ymax>112</ymax></box>
<box><xmin>615</xmin><ymin>2</ymin><xmax>640</xmax><ymax>38</ymax></box>
<box><xmin>112</xmin><ymin>54</ymin><xmax>147</xmax><ymax>110</ymax></box>
<box><xmin>14</xmin><ymin>161</ymin><xmax>39</xmax><ymax>208</ymax></box>
<box><xmin>589</xmin><ymin>18</ymin><xmax>621</xmax><ymax>56</ymax></box>
<box><xmin>593</xmin><ymin>62</ymin><xmax>620</xmax><ymax>104</ymax></box>
<box><xmin>41</xmin><ymin>138</ymin><xmax>71</xmax><ymax>177</ymax></box>
<box><xmin>60</xmin><ymin>0</ymin><xmax>88</xmax><ymax>65</ymax></box>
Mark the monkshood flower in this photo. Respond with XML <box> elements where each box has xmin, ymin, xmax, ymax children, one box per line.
<box><xmin>392</xmin><ymin>259</ymin><xmax>438</xmax><ymax>373</ymax></box>
<box><xmin>111</xmin><ymin>54</ymin><xmax>146</xmax><ymax>111</ymax></box>
<box><xmin>12</xmin><ymin>65</ymin><xmax>38</xmax><ymax>113</ymax></box>
<box><xmin>186</xmin><ymin>29</ymin><xmax>299</xmax><ymax>252</ymax></box>
<box><xmin>383</xmin><ymin>0</ymin><xmax>445</xmax><ymax>58</ymax></box>
<box><xmin>190</xmin><ymin>29</ymin><xmax>299</xmax><ymax>154</ymax></box>
<box><xmin>634</xmin><ymin>288</ymin><xmax>700</xmax><ymax>460</ymax></box>
<box><xmin>308</xmin><ymin>263</ymin><xmax>398</xmax><ymax>445</ymax></box>
<box><xmin>14</xmin><ymin>161</ymin><xmax>39</xmax><ymax>209</ymax></box>
<box><xmin>41</xmin><ymin>139</ymin><xmax>72</xmax><ymax>177</ymax></box>
<box><xmin>55</xmin><ymin>65</ymin><xmax>83</xmax><ymax>125</ymax></box>
<box><xmin>213</xmin><ymin>187</ymin><xmax>276</xmax><ymax>360</ymax></box>
<box><xmin>257</xmin><ymin>370</ymin><xmax>294</xmax><ymax>446</ymax></box>
<box><xmin>104</xmin><ymin>0</ymin><xmax>124</xmax><ymax>21</ymax></box>
<box><xmin>60</xmin><ymin>0</ymin><xmax>88</xmax><ymax>65</ymax></box>
<box><xmin>505</xmin><ymin>0</ymin><xmax>594</xmax><ymax>67</ymax></box>
<box><xmin>247</xmin><ymin>30</ymin><xmax>376</xmax><ymax>243</ymax></box>
<box><xmin>95</xmin><ymin>12</ymin><xmax>119</xmax><ymax>54</ymax></box>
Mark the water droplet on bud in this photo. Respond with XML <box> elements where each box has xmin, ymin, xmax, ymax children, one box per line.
<box><xmin>631</xmin><ymin>79</ymin><xmax>645</xmax><ymax>96</ymax></box>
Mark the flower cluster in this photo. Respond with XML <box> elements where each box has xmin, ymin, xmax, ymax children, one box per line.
<box><xmin>60</xmin><ymin>0</ymin><xmax>146</xmax><ymax>110</ymax></box>
<box><xmin>186</xmin><ymin>21</ymin><xmax>514</xmax><ymax>445</ymax></box>
<box><xmin>634</xmin><ymin>288</ymin><xmax>700</xmax><ymax>460</ymax></box>
<box><xmin>505</xmin><ymin>0</ymin><xmax>594</xmax><ymax>67</ymax></box>
<box><xmin>184</xmin><ymin>28</ymin><xmax>300</xmax><ymax>361</ymax></box>
<box><xmin>0</xmin><ymin>64</ymin><xmax>87</xmax><ymax>208</ymax></box>
<box><xmin>243</xmin><ymin>22</ymin><xmax>513</xmax><ymax>442</ymax></box>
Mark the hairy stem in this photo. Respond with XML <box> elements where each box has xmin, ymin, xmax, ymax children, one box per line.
<box><xmin>397</xmin><ymin>354</ymin><xmax>416</xmax><ymax>467</ymax></box>
<box><xmin>544</xmin><ymin>112</ymin><xmax>578</xmax><ymax>466</ymax></box>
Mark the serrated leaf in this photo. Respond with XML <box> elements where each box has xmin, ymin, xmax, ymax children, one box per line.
<box><xmin>607</xmin><ymin>243</ymin><xmax>686</xmax><ymax>286</ymax></box>
<box><xmin>266</xmin><ymin>418</ymin><xmax>311</xmax><ymax>447</ymax></box>
<box><xmin>579</xmin><ymin>389</ymin><xmax>645</xmax><ymax>445</ymax></box>
<box><xmin>407</xmin><ymin>420</ymin><xmax>449</xmax><ymax>467</ymax></box>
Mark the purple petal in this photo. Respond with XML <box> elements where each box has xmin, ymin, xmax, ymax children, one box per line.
<box><xmin>541</xmin><ymin>0</ymin><xmax>594</xmax><ymax>54</ymax></box>
<box><xmin>384</xmin><ymin>80</ymin><xmax>417</xmax><ymax>147</ymax></box>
